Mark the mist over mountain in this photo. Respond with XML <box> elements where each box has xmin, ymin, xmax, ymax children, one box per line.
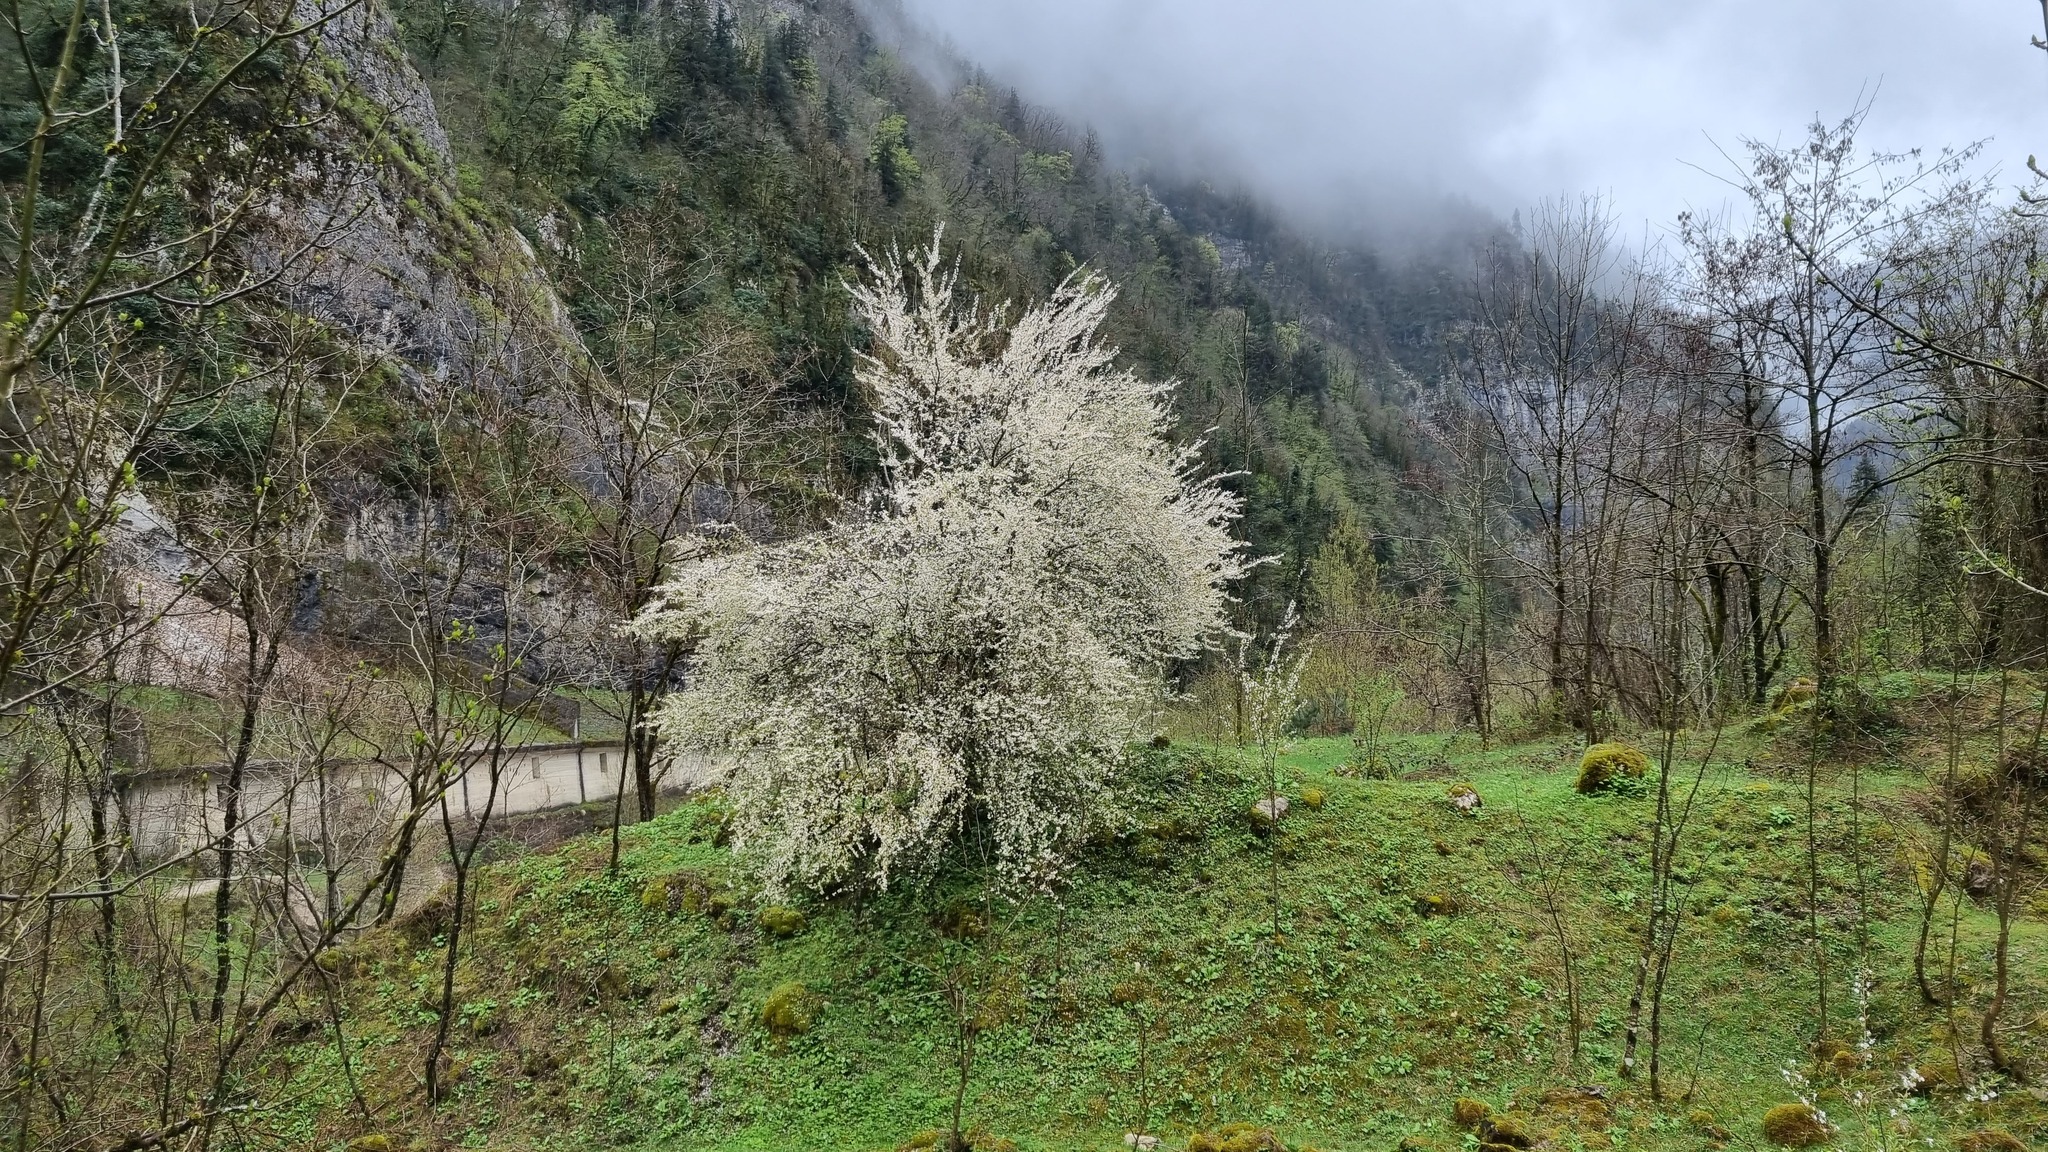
<box><xmin>883</xmin><ymin>0</ymin><xmax>2048</xmax><ymax>241</ymax></box>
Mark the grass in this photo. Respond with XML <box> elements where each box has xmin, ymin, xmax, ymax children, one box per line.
<box><xmin>276</xmin><ymin>703</ymin><xmax>2047</xmax><ymax>1152</ymax></box>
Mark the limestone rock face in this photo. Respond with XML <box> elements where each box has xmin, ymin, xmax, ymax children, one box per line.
<box><xmin>255</xmin><ymin>0</ymin><xmax>579</xmax><ymax>394</ymax></box>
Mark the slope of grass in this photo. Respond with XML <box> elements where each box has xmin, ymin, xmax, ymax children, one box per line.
<box><xmin>280</xmin><ymin>717</ymin><xmax>2046</xmax><ymax>1152</ymax></box>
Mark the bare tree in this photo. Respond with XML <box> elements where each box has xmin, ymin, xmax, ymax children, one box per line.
<box><xmin>557</xmin><ymin>201</ymin><xmax>801</xmax><ymax>864</ymax></box>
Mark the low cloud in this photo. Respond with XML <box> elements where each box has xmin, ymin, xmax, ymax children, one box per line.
<box><xmin>886</xmin><ymin>0</ymin><xmax>2048</xmax><ymax>240</ymax></box>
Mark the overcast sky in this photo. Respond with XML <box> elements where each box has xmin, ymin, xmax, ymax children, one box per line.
<box><xmin>889</xmin><ymin>0</ymin><xmax>2048</xmax><ymax>241</ymax></box>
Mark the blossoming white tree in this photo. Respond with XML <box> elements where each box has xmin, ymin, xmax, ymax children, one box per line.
<box><xmin>634</xmin><ymin>235</ymin><xmax>1247</xmax><ymax>895</ymax></box>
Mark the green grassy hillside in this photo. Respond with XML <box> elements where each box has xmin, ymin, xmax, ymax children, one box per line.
<box><xmin>279</xmin><ymin>686</ymin><xmax>2046</xmax><ymax>1152</ymax></box>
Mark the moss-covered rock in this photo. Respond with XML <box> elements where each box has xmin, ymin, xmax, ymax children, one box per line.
<box><xmin>759</xmin><ymin>981</ymin><xmax>815</xmax><ymax>1038</ymax></box>
<box><xmin>1533</xmin><ymin>1086</ymin><xmax>1612</xmax><ymax>1130</ymax></box>
<box><xmin>1773</xmin><ymin>677</ymin><xmax>1818</xmax><ymax>711</ymax></box>
<box><xmin>1761</xmin><ymin>1103</ymin><xmax>1831</xmax><ymax>1147</ymax></box>
<box><xmin>1480</xmin><ymin>1112</ymin><xmax>1552</xmax><ymax>1149</ymax></box>
<box><xmin>1956</xmin><ymin>1132</ymin><xmax>2026</xmax><ymax>1152</ymax></box>
<box><xmin>1575</xmin><ymin>743</ymin><xmax>1649</xmax><ymax>794</ymax></box>
<box><xmin>1688</xmin><ymin>1109</ymin><xmax>1732</xmax><ymax>1141</ymax></box>
<box><xmin>1454</xmin><ymin>1097</ymin><xmax>1494</xmax><ymax>1128</ymax></box>
<box><xmin>1248</xmin><ymin>796</ymin><xmax>1290</xmax><ymax>832</ymax></box>
<box><xmin>758</xmin><ymin>905</ymin><xmax>806</xmax><ymax>938</ymax></box>
<box><xmin>1300</xmin><ymin>786</ymin><xmax>1325</xmax><ymax>811</ymax></box>
<box><xmin>1412</xmin><ymin>892</ymin><xmax>1459</xmax><ymax>917</ymax></box>
<box><xmin>1187</xmin><ymin>1123</ymin><xmax>1288</xmax><ymax>1152</ymax></box>
<box><xmin>1447</xmin><ymin>782</ymin><xmax>1483</xmax><ymax>813</ymax></box>
<box><xmin>934</xmin><ymin>902</ymin><xmax>988</xmax><ymax>940</ymax></box>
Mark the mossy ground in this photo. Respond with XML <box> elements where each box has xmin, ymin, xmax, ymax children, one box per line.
<box><xmin>282</xmin><ymin>686</ymin><xmax>2047</xmax><ymax>1152</ymax></box>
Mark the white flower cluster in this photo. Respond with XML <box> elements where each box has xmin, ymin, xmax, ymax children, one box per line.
<box><xmin>635</xmin><ymin>235</ymin><xmax>1246</xmax><ymax>896</ymax></box>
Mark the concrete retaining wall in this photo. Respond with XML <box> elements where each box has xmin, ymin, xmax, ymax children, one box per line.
<box><xmin>112</xmin><ymin>742</ymin><xmax>721</xmax><ymax>866</ymax></box>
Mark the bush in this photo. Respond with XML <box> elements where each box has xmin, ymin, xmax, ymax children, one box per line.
<box><xmin>1761</xmin><ymin>1103</ymin><xmax>1831</xmax><ymax>1147</ymax></box>
<box><xmin>759</xmin><ymin>981</ymin><xmax>814</xmax><ymax>1037</ymax></box>
<box><xmin>1453</xmin><ymin>1098</ymin><xmax>1493</xmax><ymax>1128</ymax></box>
<box><xmin>1575</xmin><ymin>742</ymin><xmax>1649</xmax><ymax>794</ymax></box>
<box><xmin>758</xmin><ymin>905</ymin><xmax>806</xmax><ymax>938</ymax></box>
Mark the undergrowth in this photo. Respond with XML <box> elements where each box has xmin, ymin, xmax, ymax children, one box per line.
<box><xmin>279</xmin><ymin>719</ymin><xmax>2047</xmax><ymax>1152</ymax></box>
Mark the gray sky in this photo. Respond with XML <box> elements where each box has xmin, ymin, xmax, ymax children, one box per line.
<box><xmin>891</xmin><ymin>0</ymin><xmax>2048</xmax><ymax>239</ymax></box>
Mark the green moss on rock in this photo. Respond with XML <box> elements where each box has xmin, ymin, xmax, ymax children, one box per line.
<box><xmin>759</xmin><ymin>980</ymin><xmax>814</xmax><ymax>1037</ymax></box>
<box><xmin>1187</xmin><ymin>1123</ymin><xmax>1288</xmax><ymax>1152</ymax></box>
<box><xmin>1956</xmin><ymin>1133</ymin><xmax>2026</xmax><ymax>1152</ymax></box>
<box><xmin>1575</xmin><ymin>742</ymin><xmax>1650</xmax><ymax>794</ymax></box>
<box><xmin>758</xmin><ymin>905</ymin><xmax>806</xmax><ymax>938</ymax></box>
<box><xmin>1761</xmin><ymin>1103</ymin><xmax>1831</xmax><ymax>1147</ymax></box>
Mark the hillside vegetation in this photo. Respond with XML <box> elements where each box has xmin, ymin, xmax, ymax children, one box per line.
<box><xmin>284</xmin><ymin>680</ymin><xmax>2044</xmax><ymax>1151</ymax></box>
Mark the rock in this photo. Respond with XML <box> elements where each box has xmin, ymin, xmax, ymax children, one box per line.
<box><xmin>1761</xmin><ymin>1103</ymin><xmax>1832</xmax><ymax>1147</ymax></box>
<box><xmin>1124</xmin><ymin>1135</ymin><xmax>1161</xmax><ymax>1150</ymax></box>
<box><xmin>1448</xmin><ymin>783</ymin><xmax>1482</xmax><ymax>813</ymax></box>
<box><xmin>1249</xmin><ymin>795</ymin><xmax>1289</xmax><ymax>830</ymax></box>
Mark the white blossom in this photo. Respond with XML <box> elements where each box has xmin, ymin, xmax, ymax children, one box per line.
<box><xmin>634</xmin><ymin>233</ymin><xmax>1247</xmax><ymax>896</ymax></box>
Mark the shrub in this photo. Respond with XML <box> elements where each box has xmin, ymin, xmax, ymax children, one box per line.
<box><xmin>759</xmin><ymin>981</ymin><xmax>814</xmax><ymax>1037</ymax></box>
<box><xmin>1575</xmin><ymin>743</ymin><xmax>1649</xmax><ymax>794</ymax></box>
<box><xmin>758</xmin><ymin>905</ymin><xmax>806</xmax><ymax>938</ymax></box>
<box><xmin>1453</xmin><ymin>1098</ymin><xmax>1494</xmax><ymax>1128</ymax></box>
<box><xmin>1761</xmin><ymin>1103</ymin><xmax>1832</xmax><ymax>1147</ymax></box>
<box><xmin>1301</xmin><ymin>787</ymin><xmax>1325</xmax><ymax>811</ymax></box>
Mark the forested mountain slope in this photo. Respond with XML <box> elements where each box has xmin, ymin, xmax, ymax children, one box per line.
<box><xmin>387</xmin><ymin>0</ymin><xmax>1473</xmax><ymax>614</ymax></box>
